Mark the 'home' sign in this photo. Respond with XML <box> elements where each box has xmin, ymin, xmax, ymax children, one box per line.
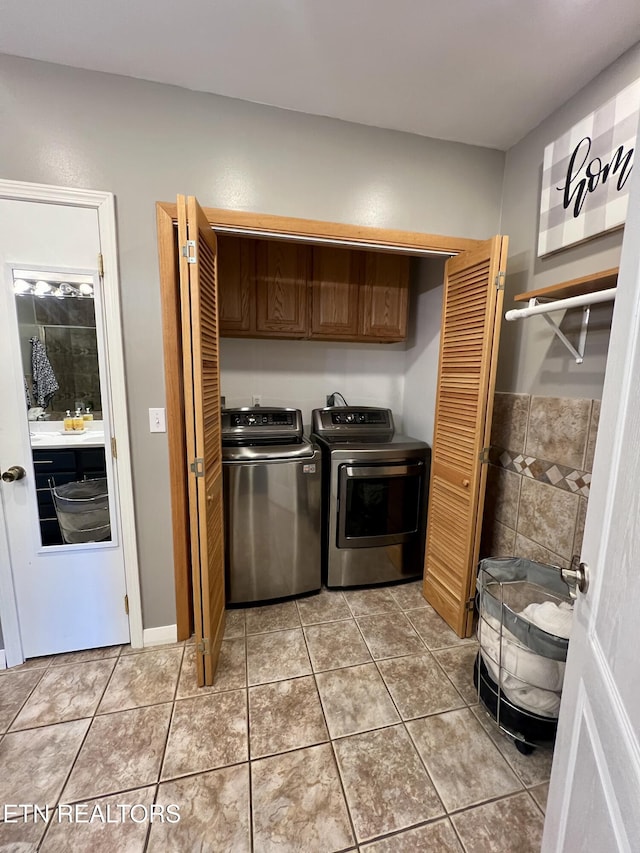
<box><xmin>538</xmin><ymin>78</ymin><xmax>640</xmax><ymax>257</ymax></box>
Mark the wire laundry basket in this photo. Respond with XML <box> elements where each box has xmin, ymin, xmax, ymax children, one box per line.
<box><xmin>475</xmin><ymin>556</ymin><xmax>573</xmax><ymax>754</ymax></box>
<box><xmin>50</xmin><ymin>477</ymin><xmax>111</xmax><ymax>544</ymax></box>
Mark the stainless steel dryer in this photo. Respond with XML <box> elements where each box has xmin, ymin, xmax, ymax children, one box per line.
<box><xmin>222</xmin><ymin>407</ymin><xmax>322</xmax><ymax>605</ymax></box>
<box><xmin>311</xmin><ymin>406</ymin><xmax>431</xmax><ymax>588</ymax></box>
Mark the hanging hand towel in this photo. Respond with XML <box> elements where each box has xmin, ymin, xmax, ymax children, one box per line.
<box><xmin>31</xmin><ymin>336</ymin><xmax>59</xmax><ymax>407</ymax></box>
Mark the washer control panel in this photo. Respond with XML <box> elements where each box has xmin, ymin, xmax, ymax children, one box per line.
<box><xmin>330</xmin><ymin>410</ymin><xmax>389</xmax><ymax>426</ymax></box>
<box><xmin>230</xmin><ymin>411</ymin><xmax>295</xmax><ymax>427</ymax></box>
<box><xmin>311</xmin><ymin>406</ymin><xmax>394</xmax><ymax>439</ymax></box>
<box><xmin>222</xmin><ymin>407</ymin><xmax>303</xmax><ymax>444</ymax></box>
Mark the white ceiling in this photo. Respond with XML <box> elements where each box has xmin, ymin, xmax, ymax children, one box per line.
<box><xmin>2</xmin><ymin>0</ymin><xmax>640</xmax><ymax>150</ymax></box>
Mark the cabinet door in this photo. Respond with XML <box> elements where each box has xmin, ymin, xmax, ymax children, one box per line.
<box><xmin>256</xmin><ymin>240</ymin><xmax>309</xmax><ymax>337</ymax></box>
<box><xmin>360</xmin><ymin>252</ymin><xmax>410</xmax><ymax>341</ymax></box>
<box><xmin>310</xmin><ymin>246</ymin><xmax>361</xmax><ymax>339</ymax></box>
<box><xmin>217</xmin><ymin>235</ymin><xmax>256</xmax><ymax>335</ymax></box>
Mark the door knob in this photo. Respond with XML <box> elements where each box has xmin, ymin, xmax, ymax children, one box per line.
<box><xmin>1</xmin><ymin>466</ymin><xmax>26</xmax><ymax>483</ymax></box>
<box><xmin>561</xmin><ymin>559</ymin><xmax>589</xmax><ymax>599</ymax></box>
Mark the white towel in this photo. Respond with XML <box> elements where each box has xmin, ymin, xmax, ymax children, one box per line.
<box><xmin>480</xmin><ymin>614</ymin><xmax>566</xmax><ymax>692</ymax></box>
<box><xmin>520</xmin><ymin>600</ymin><xmax>573</xmax><ymax>640</ymax></box>
<box><xmin>479</xmin><ymin>599</ymin><xmax>573</xmax><ymax>718</ymax></box>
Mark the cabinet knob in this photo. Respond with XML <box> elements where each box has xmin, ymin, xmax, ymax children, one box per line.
<box><xmin>461</xmin><ymin>478</ymin><xmax>470</xmax><ymax>488</ymax></box>
<box><xmin>2</xmin><ymin>465</ymin><xmax>26</xmax><ymax>483</ymax></box>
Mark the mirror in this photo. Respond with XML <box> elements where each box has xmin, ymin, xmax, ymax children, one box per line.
<box><xmin>13</xmin><ymin>269</ymin><xmax>112</xmax><ymax>547</ymax></box>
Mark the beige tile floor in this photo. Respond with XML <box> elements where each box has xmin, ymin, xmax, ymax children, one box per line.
<box><xmin>0</xmin><ymin>582</ymin><xmax>551</xmax><ymax>852</ymax></box>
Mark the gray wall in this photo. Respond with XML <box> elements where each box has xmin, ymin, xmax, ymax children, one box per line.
<box><xmin>0</xmin><ymin>54</ymin><xmax>505</xmax><ymax>629</ymax></box>
<box><xmin>497</xmin><ymin>42</ymin><xmax>640</xmax><ymax>397</ymax></box>
<box><xmin>403</xmin><ymin>258</ymin><xmax>446</xmax><ymax>445</ymax></box>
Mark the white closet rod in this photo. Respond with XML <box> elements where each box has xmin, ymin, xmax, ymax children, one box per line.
<box><xmin>211</xmin><ymin>225</ymin><xmax>453</xmax><ymax>257</ymax></box>
<box><xmin>505</xmin><ymin>287</ymin><xmax>617</xmax><ymax>321</ymax></box>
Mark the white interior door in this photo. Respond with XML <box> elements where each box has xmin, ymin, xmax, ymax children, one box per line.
<box><xmin>542</xmin><ymin>139</ymin><xmax>640</xmax><ymax>848</ymax></box>
<box><xmin>0</xmin><ymin>198</ymin><xmax>130</xmax><ymax>659</ymax></box>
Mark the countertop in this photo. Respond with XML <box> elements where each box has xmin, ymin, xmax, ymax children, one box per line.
<box><xmin>29</xmin><ymin>422</ymin><xmax>105</xmax><ymax>450</ymax></box>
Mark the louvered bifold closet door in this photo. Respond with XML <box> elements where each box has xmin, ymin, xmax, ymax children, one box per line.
<box><xmin>177</xmin><ymin>194</ymin><xmax>226</xmax><ymax>686</ymax></box>
<box><xmin>423</xmin><ymin>236</ymin><xmax>508</xmax><ymax>637</ymax></box>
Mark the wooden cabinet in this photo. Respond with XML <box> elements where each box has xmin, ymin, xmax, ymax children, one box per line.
<box><xmin>360</xmin><ymin>252</ymin><xmax>410</xmax><ymax>341</ymax></box>
<box><xmin>217</xmin><ymin>237</ymin><xmax>410</xmax><ymax>343</ymax></box>
<box><xmin>217</xmin><ymin>236</ymin><xmax>256</xmax><ymax>334</ymax></box>
<box><xmin>256</xmin><ymin>241</ymin><xmax>310</xmax><ymax>337</ymax></box>
<box><xmin>310</xmin><ymin>246</ymin><xmax>361</xmax><ymax>339</ymax></box>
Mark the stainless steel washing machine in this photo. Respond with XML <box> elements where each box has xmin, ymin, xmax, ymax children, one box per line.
<box><xmin>222</xmin><ymin>407</ymin><xmax>322</xmax><ymax>605</ymax></box>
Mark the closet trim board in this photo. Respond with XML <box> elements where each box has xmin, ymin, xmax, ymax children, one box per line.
<box><xmin>157</xmin><ymin>202</ymin><xmax>193</xmax><ymax>641</ymax></box>
<box><xmin>155</xmin><ymin>202</ymin><xmax>482</xmax><ymax>256</ymax></box>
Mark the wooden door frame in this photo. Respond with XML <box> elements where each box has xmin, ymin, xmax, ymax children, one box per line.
<box><xmin>156</xmin><ymin>200</ymin><xmax>482</xmax><ymax>639</ymax></box>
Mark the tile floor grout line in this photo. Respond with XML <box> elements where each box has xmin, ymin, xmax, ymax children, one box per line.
<box><xmin>327</xmin><ymin>726</ymin><xmax>360</xmax><ymax>849</ymax></box>
<box><xmin>141</xmin><ymin>782</ymin><xmax>159</xmax><ymax>853</ymax></box>
<box><xmin>240</xmin><ymin>611</ymin><xmax>255</xmax><ymax>853</ymax></box>
<box><xmin>298</xmin><ymin>619</ymin><xmax>359</xmax><ymax>850</ymax></box>
<box><xmin>449</xmin><ymin>812</ymin><xmax>469</xmax><ymax>852</ymax></box>
<box><xmin>1</xmin><ymin>597</ymin><xmax>546</xmax><ymax>849</ymax></box>
<box><xmin>7</xmin><ymin>657</ymin><xmax>123</xmax><ymax>735</ymax></box>
<box><xmin>429</xmin><ymin>641</ymin><xmax>482</xmax><ymax>708</ymax></box>
<box><xmin>155</xmin><ymin>644</ymin><xmax>186</xmax><ymax>786</ymax></box>
<box><xmin>0</xmin><ymin>651</ymin><xmax>124</xmax><ymax>837</ymax></box>
<box><xmin>2</xmin><ymin>664</ymin><xmax>50</xmax><ymax>734</ymax></box>
<box><xmin>246</xmin><ymin>687</ymin><xmax>255</xmax><ymax>853</ymax></box>
<box><xmin>469</xmin><ymin>702</ymin><xmax>553</xmax><ymax>790</ymax></box>
<box><xmin>386</xmin><ymin>598</ymin><xmax>513</xmax><ymax>825</ymax></box>
<box><xmin>355</xmin><ymin>814</ymin><xmax>461</xmax><ymax>850</ymax></box>
<box><xmin>398</xmin><ymin>716</ymin><xmax>448</xmax><ymax>821</ymax></box>
<box><xmin>41</xmin><ymin>642</ymin><xmax>181</xmax><ymax>826</ymax></box>
<box><xmin>527</xmin><ymin>787</ymin><xmax>547</xmax><ymax>819</ymax></box>
<box><xmin>446</xmin><ymin>787</ymin><xmax>535</xmax><ymax>819</ymax></box>
<box><xmin>149</xmin><ymin>757</ymin><xmax>252</xmax><ymax>788</ymax></box>
<box><xmin>50</xmin><ymin>644</ymin><xmax>124</xmax><ymax>797</ymax></box>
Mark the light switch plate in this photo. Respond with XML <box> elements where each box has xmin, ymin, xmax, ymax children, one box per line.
<box><xmin>149</xmin><ymin>407</ymin><xmax>166</xmax><ymax>433</ymax></box>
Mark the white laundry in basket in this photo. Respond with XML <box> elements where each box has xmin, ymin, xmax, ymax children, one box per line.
<box><xmin>520</xmin><ymin>600</ymin><xmax>573</xmax><ymax>640</ymax></box>
<box><xmin>480</xmin><ymin>599</ymin><xmax>574</xmax><ymax>718</ymax></box>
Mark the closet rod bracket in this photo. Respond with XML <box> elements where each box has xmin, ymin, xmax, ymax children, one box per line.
<box><xmin>537</xmin><ymin>298</ymin><xmax>590</xmax><ymax>364</ymax></box>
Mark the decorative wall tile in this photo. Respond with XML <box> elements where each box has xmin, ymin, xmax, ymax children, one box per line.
<box><xmin>491</xmin><ymin>392</ymin><xmax>530</xmax><ymax>453</ymax></box>
<box><xmin>516</xmin><ymin>478</ymin><xmax>579</xmax><ymax>560</ymax></box>
<box><xmin>492</xmin><ymin>449</ymin><xmax>590</xmax><ymax>497</ymax></box>
<box><xmin>525</xmin><ymin>396</ymin><xmax>591</xmax><ymax>470</ymax></box>
<box><xmin>572</xmin><ymin>497</ymin><xmax>588</xmax><ymax>560</ymax></box>
<box><xmin>484</xmin><ymin>465</ymin><xmax>521</xmax><ymax>529</ymax></box>
<box><xmin>584</xmin><ymin>399</ymin><xmax>601</xmax><ymax>472</ymax></box>
<box><xmin>485</xmin><ymin>394</ymin><xmax>596</xmax><ymax>579</ymax></box>
<box><xmin>514</xmin><ymin>534</ymin><xmax>569</xmax><ymax>570</ymax></box>
<box><xmin>481</xmin><ymin>519</ymin><xmax>516</xmax><ymax>560</ymax></box>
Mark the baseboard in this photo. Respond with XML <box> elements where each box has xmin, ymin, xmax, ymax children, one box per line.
<box><xmin>142</xmin><ymin>624</ymin><xmax>178</xmax><ymax>647</ymax></box>
<box><xmin>0</xmin><ymin>649</ymin><xmax>6</xmax><ymax>669</ymax></box>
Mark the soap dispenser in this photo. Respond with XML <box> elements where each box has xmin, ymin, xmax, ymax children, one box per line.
<box><xmin>73</xmin><ymin>409</ymin><xmax>84</xmax><ymax>431</ymax></box>
<box><xmin>83</xmin><ymin>407</ymin><xmax>93</xmax><ymax>423</ymax></box>
<box><xmin>64</xmin><ymin>410</ymin><xmax>73</xmax><ymax>432</ymax></box>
